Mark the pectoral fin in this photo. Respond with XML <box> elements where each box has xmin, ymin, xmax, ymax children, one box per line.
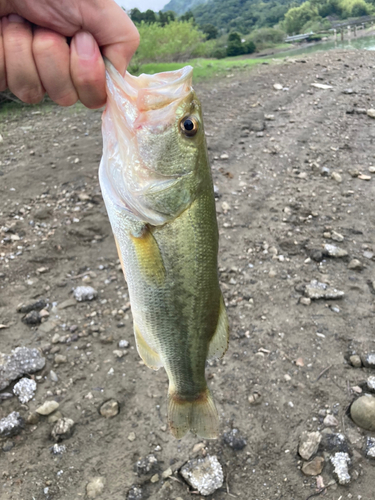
<box><xmin>130</xmin><ymin>226</ymin><xmax>166</xmax><ymax>286</ymax></box>
<box><xmin>134</xmin><ymin>323</ymin><xmax>163</xmax><ymax>370</ymax></box>
<box><xmin>208</xmin><ymin>295</ymin><xmax>229</xmax><ymax>360</ymax></box>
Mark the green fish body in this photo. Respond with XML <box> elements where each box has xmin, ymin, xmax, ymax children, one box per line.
<box><xmin>99</xmin><ymin>62</ymin><xmax>229</xmax><ymax>439</ymax></box>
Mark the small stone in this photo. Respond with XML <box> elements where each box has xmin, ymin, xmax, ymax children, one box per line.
<box><xmin>150</xmin><ymin>474</ymin><xmax>159</xmax><ymax>483</ymax></box>
<box><xmin>36</xmin><ymin>400</ymin><xmax>59</xmax><ymax>416</ymax></box>
<box><xmin>86</xmin><ymin>477</ymin><xmax>106</xmax><ymax>499</ymax></box>
<box><xmin>223</xmin><ymin>428</ymin><xmax>246</xmax><ymax>450</ymax></box>
<box><xmin>365</xmin><ymin>437</ymin><xmax>375</xmax><ymax>459</ymax></box>
<box><xmin>367</xmin><ymin>109</ymin><xmax>375</xmax><ymax>118</ymax></box>
<box><xmin>99</xmin><ymin>399</ymin><xmax>119</xmax><ymax>418</ymax></box>
<box><xmin>162</xmin><ymin>467</ymin><xmax>173</xmax><ymax>479</ymax></box>
<box><xmin>350</xmin><ymin>396</ymin><xmax>375</xmax><ymax>431</ymax></box>
<box><xmin>273</xmin><ymin>83</ymin><xmax>283</xmax><ymax>90</ymax></box>
<box><xmin>331</xmin><ymin>231</ymin><xmax>344</xmax><ymax>242</ymax></box>
<box><xmin>324</xmin><ymin>414</ymin><xmax>339</xmax><ymax>427</ymax></box>
<box><xmin>349</xmin><ymin>355</ymin><xmax>362</xmax><ymax>368</ymax></box>
<box><xmin>50</xmin><ymin>370</ymin><xmax>59</xmax><ymax>382</ymax></box>
<box><xmin>363</xmin><ymin>250</ymin><xmax>374</xmax><ymax>259</ymax></box>
<box><xmin>367</xmin><ymin>376</ymin><xmax>375</xmax><ymax>391</ymax></box>
<box><xmin>58</xmin><ymin>298</ymin><xmax>77</xmax><ymax>310</ymax></box>
<box><xmin>22</xmin><ymin>310</ymin><xmax>41</xmax><ymax>325</ymax></box>
<box><xmin>302</xmin><ymin>456</ymin><xmax>324</xmax><ymax>476</ymax></box>
<box><xmin>136</xmin><ymin>454</ymin><xmax>158</xmax><ymax>476</ymax></box>
<box><xmin>300</xmin><ymin>297</ymin><xmax>311</xmax><ymax>306</ymax></box>
<box><xmin>348</xmin><ymin>259</ymin><xmax>363</xmax><ymax>270</ymax></box>
<box><xmin>48</xmin><ymin>411</ymin><xmax>63</xmax><ymax>424</ymax></box>
<box><xmin>298</xmin><ymin>431</ymin><xmax>322</xmax><ymax>460</ymax></box>
<box><xmin>128</xmin><ymin>432</ymin><xmax>136</xmax><ymax>442</ymax></box>
<box><xmin>113</xmin><ymin>350</ymin><xmax>125</xmax><ymax>358</ymax></box>
<box><xmin>26</xmin><ymin>412</ymin><xmax>40</xmax><ymax>425</ymax></box>
<box><xmin>2</xmin><ymin>440</ymin><xmax>14</xmax><ymax>452</ymax></box>
<box><xmin>127</xmin><ymin>486</ymin><xmax>143</xmax><ymax>500</ymax></box>
<box><xmin>358</xmin><ymin>174</ymin><xmax>371</xmax><ymax>181</ymax></box>
<box><xmin>330</xmin><ymin>452</ymin><xmax>351</xmax><ymax>484</ymax></box>
<box><xmin>323</xmin><ymin>244</ymin><xmax>348</xmax><ymax>258</ymax></box>
<box><xmin>13</xmin><ymin>377</ymin><xmax>37</xmax><ymax>403</ymax></box>
<box><xmin>0</xmin><ymin>412</ymin><xmax>24</xmax><ymax>437</ymax></box>
<box><xmin>362</xmin><ymin>353</ymin><xmax>375</xmax><ymax>368</ymax></box>
<box><xmin>51</xmin><ymin>443</ymin><xmax>66</xmax><ymax>455</ymax></box>
<box><xmin>54</xmin><ymin>354</ymin><xmax>67</xmax><ymax>364</ymax></box>
<box><xmin>119</xmin><ymin>340</ymin><xmax>129</xmax><ymax>348</ymax></box>
<box><xmin>17</xmin><ymin>299</ymin><xmax>47</xmax><ymax>314</ymax></box>
<box><xmin>321</xmin><ymin>431</ymin><xmax>349</xmax><ymax>453</ymax></box>
<box><xmin>73</xmin><ymin>286</ymin><xmax>98</xmax><ymax>302</ymax></box>
<box><xmin>180</xmin><ymin>455</ymin><xmax>223</xmax><ymax>496</ymax></box>
<box><xmin>304</xmin><ymin>280</ymin><xmax>344</xmax><ymax>300</ymax></box>
<box><xmin>331</xmin><ymin>172</ymin><xmax>342</xmax><ymax>183</ymax></box>
<box><xmin>248</xmin><ymin>391</ymin><xmax>262</xmax><ymax>405</ymax></box>
<box><xmin>51</xmin><ymin>417</ymin><xmax>75</xmax><ymax>441</ymax></box>
<box><xmin>0</xmin><ymin>347</ymin><xmax>45</xmax><ymax>391</ymax></box>
<box><xmin>220</xmin><ymin>153</ymin><xmax>229</xmax><ymax>160</ymax></box>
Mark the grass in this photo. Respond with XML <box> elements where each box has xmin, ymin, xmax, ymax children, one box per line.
<box><xmin>134</xmin><ymin>56</ymin><xmax>270</xmax><ymax>81</ymax></box>
<box><xmin>0</xmin><ymin>98</ymin><xmax>55</xmax><ymax>119</ymax></box>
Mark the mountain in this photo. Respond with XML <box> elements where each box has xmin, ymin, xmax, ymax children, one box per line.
<box><xmin>162</xmin><ymin>0</ymin><xmax>208</xmax><ymax>15</ymax></box>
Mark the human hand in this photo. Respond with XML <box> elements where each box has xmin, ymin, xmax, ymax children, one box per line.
<box><xmin>0</xmin><ymin>0</ymin><xmax>139</xmax><ymax>108</ymax></box>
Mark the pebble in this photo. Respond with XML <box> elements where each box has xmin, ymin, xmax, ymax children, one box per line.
<box><xmin>366</xmin><ymin>109</ymin><xmax>375</xmax><ymax>118</ymax></box>
<box><xmin>136</xmin><ymin>454</ymin><xmax>158</xmax><ymax>475</ymax></box>
<box><xmin>150</xmin><ymin>474</ymin><xmax>159</xmax><ymax>483</ymax></box>
<box><xmin>302</xmin><ymin>456</ymin><xmax>324</xmax><ymax>476</ymax></box>
<box><xmin>180</xmin><ymin>455</ymin><xmax>223</xmax><ymax>496</ymax></box>
<box><xmin>36</xmin><ymin>400</ymin><xmax>59</xmax><ymax>416</ymax></box>
<box><xmin>128</xmin><ymin>432</ymin><xmax>136</xmax><ymax>441</ymax></box>
<box><xmin>358</xmin><ymin>174</ymin><xmax>371</xmax><ymax>181</ymax></box>
<box><xmin>13</xmin><ymin>377</ymin><xmax>37</xmax><ymax>403</ymax></box>
<box><xmin>349</xmin><ymin>355</ymin><xmax>362</xmax><ymax>368</ymax></box>
<box><xmin>119</xmin><ymin>340</ymin><xmax>129</xmax><ymax>348</ymax></box>
<box><xmin>0</xmin><ymin>347</ymin><xmax>45</xmax><ymax>391</ymax></box>
<box><xmin>220</xmin><ymin>153</ymin><xmax>229</xmax><ymax>160</ymax></box>
<box><xmin>26</xmin><ymin>412</ymin><xmax>40</xmax><ymax>425</ymax></box>
<box><xmin>367</xmin><ymin>376</ymin><xmax>375</xmax><ymax>391</ymax></box>
<box><xmin>331</xmin><ymin>172</ymin><xmax>342</xmax><ymax>183</ymax></box>
<box><xmin>127</xmin><ymin>486</ymin><xmax>143</xmax><ymax>500</ymax></box>
<box><xmin>223</xmin><ymin>428</ymin><xmax>247</xmax><ymax>450</ymax></box>
<box><xmin>362</xmin><ymin>352</ymin><xmax>375</xmax><ymax>368</ymax></box>
<box><xmin>0</xmin><ymin>412</ymin><xmax>24</xmax><ymax>437</ymax></box>
<box><xmin>304</xmin><ymin>280</ymin><xmax>344</xmax><ymax>300</ymax></box>
<box><xmin>161</xmin><ymin>467</ymin><xmax>172</xmax><ymax>479</ymax></box>
<box><xmin>51</xmin><ymin>443</ymin><xmax>66</xmax><ymax>455</ymax></box>
<box><xmin>17</xmin><ymin>299</ymin><xmax>47</xmax><ymax>314</ymax></box>
<box><xmin>86</xmin><ymin>477</ymin><xmax>106</xmax><ymax>499</ymax></box>
<box><xmin>54</xmin><ymin>354</ymin><xmax>67</xmax><ymax>364</ymax></box>
<box><xmin>48</xmin><ymin>411</ymin><xmax>63</xmax><ymax>424</ymax></box>
<box><xmin>58</xmin><ymin>298</ymin><xmax>77</xmax><ymax>310</ymax></box>
<box><xmin>51</xmin><ymin>417</ymin><xmax>75</xmax><ymax>441</ymax></box>
<box><xmin>365</xmin><ymin>437</ymin><xmax>375</xmax><ymax>459</ymax></box>
<box><xmin>323</xmin><ymin>244</ymin><xmax>348</xmax><ymax>258</ymax></box>
<box><xmin>348</xmin><ymin>259</ymin><xmax>363</xmax><ymax>270</ymax></box>
<box><xmin>321</xmin><ymin>431</ymin><xmax>349</xmax><ymax>453</ymax></box>
<box><xmin>323</xmin><ymin>414</ymin><xmax>339</xmax><ymax>427</ymax></box>
<box><xmin>99</xmin><ymin>399</ymin><xmax>119</xmax><ymax>418</ymax></box>
<box><xmin>300</xmin><ymin>297</ymin><xmax>311</xmax><ymax>306</ymax></box>
<box><xmin>22</xmin><ymin>310</ymin><xmax>41</xmax><ymax>325</ymax></box>
<box><xmin>350</xmin><ymin>396</ymin><xmax>375</xmax><ymax>431</ymax></box>
<box><xmin>248</xmin><ymin>391</ymin><xmax>262</xmax><ymax>405</ymax></box>
<box><xmin>330</xmin><ymin>452</ymin><xmax>351</xmax><ymax>484</ymax></box>
<box><xmin>50</xmin><ymin>370</ymin><xmax>59</xmax><ymax>382</ymax></box>
<box><xmin>2</xmin><ymin>440</ymin><xmax>14</xmax><ymax>452</ymax></box>
<box><xmin>298</xmin><ymin>431</ymin><xmax>322</xmax><ymax>460</ymax></box>
<box><xmin>331</xmin><ymin>231</ymin><xmax>344</xmax><ymax>242</ymax></box>
<box><xmin>273</xmin><ymin>83</ymin><xmax>283</xmax><ymax>90</ymax></box>
<box><xmin>73</xmin><ymin>286</ymin><xmax>98</xmax><ymax>302</ymax></box>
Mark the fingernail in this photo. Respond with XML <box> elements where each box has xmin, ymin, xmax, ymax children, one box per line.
<box><xmin>74</xmin><ymin>31</ymin><xmax>96</xmax><ymax>59</ymax></box>
<box><xmin>8</xmin><ymin>14</ymin><xmax>25</xmax><ymax>23</ymax></box>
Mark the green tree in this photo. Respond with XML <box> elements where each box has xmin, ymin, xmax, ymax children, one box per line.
<box><xmin>130</xmin><ymin>8</ymin><xmax>143</xmax><ymax>24</ymax></box>
<box><xmin>180</xmin><ymin>10</ymin><xmax>195</xmax><ymax>22</ymax></box>
<box><xmin>283</xmin><ymin>2</ymin><xmax>321</xmax><ymax>35</ymax></box>
<box><xmin>227</xmin><ymin>32</ymin><xmax>244</xmax><ymax>56</ymax></box>
<box><xmin>201</xmin><ymin>23</ymin><xmax>218</xmax><ymax>39</ymax></box>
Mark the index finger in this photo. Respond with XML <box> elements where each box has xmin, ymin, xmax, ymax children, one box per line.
<box><xmin>0</xmin><ymin>21</ymin><xmax>6</xmax><ymax>90</ymax></box>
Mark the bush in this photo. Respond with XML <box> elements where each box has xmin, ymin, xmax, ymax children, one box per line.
<box><xmin>249</xmin><ymin>27</ymin><xmax>285</xmax><ymax>47</ymax></box>
<box><xmin>212</xmin><ymin>47</ymin><xmax>227</xmax><ymax>59</ymax></box>
<box><xmin>243</xmin><ymin>40</ymin><xmax>256</xmax><ymax>54</ymax></box>
<box><xmin>201</xmin><ymin>23</ymin><xmax>218</xmax><ymax>40</ymax></box>
<box><xmin>282</xmin><ymin>2</ymin><xmax>321</xmax><ymax>35</ymax></box>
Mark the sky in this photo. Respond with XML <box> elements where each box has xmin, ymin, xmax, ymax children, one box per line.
<box><xmin>115</xmin><ymin>0</ymin><xmax>168</xmax><ymax>11</ymax></box>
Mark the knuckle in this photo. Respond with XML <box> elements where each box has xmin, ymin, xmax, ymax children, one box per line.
<box><xmin>54</xmin><ymin>92</ymin><xmax>78</xmax><ymax>107</ymax></box>
<box><xmin>33</xmin><ymin>32</ymin><xmax>64</xmax><ymax>56</ymax></box>
<box><xmin>16</xmin><ymin>87</ymin><xmax>44</xmax><ymax>104</ymax></box>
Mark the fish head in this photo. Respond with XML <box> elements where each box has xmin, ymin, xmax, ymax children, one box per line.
<box><xmin>100</xmin><ymin>61</ymin><xmax>208</xmax><ymax>226</ymax></box>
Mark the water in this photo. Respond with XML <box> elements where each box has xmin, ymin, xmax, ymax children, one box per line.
<box><xmin>274</xmin><ymin>35</ymin><xmax>375</xmax><ymax>59</ymax></box>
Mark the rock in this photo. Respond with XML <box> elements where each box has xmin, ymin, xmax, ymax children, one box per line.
<box><xmin>363</xmin><ymin>250</ymin><xmax>374</xmax><ymax>259</ymax></box>
<box><xmin>162</xmin><ymin>467</ymin><xmax>173</xmax><ymax>479</ymax></box>
<box><xmin>0</xmin><ymin>412</ymin><xmax>24</xmax><ymax>437</ymax></box>
<box><xmin>119</xmin><ymin>340</ymin><xmax>129</xmax><ymax>348</ymax></box>
<box><xmin>17</xmin><ymin>299</ymin><xmax>47</xmax><ymax>314</ymax></box>
<box><xmin>127</xmin><ymin>486</ymin><xmax>143</xmax><ymax>500</ymax></box>
<box><xmin>51</xmin><ymin>443</ymin><xmax>66</xmax><ymax>455</ymax></box>
<box><xmin>136</xmin><ymin>454</ymin><xmax>158</xmax><ymax>476</ymax></box>
<box><xmin>48</xmin><ymin>411</ymin><xmax>63</xmax><ymax>424</ymax></box>
<box><xmin>304</xmin><ymin>280</ymin><xmax>344</xmax><ymax>300</ymax></box>
<box><xmin>150</xmin><ymin>474</ymin><xmax>159</xmax><ymax>483</ymax></box>
<box><xmin>26</xmin><ymin>412</ymin><xmax>40</xmax><ymax>425</ymax></box>
<box><xmin>51</xmin><ymin>418</ymin><xmax>75</xmax><ymax>441</ymax></box>
<box><xmin>331</xmin><ymin>172</ymin><xmax>342</xmax><ymax>183</ymax></box>
<box><xmin>58</xmin><ymin>298</ymin><xmax>77</xmax><ymax>310</ymax></box>
<box><xmin>220</xmin><ymin>153</ymin><xmax>229</xmax><ymax>160</ymax></box>
<box><xmin>323</xmin><ymin>244</ymin><xmax>348</xmax><ymax>258</ymax></box>
<box><xmin>348</xmin><ymin>259</ymin><xmax>363</xmax><ymax>270</ymax></box>
<box><xmin>349</xmin><ymin>355</ymin><xmax>362</xmax><ymax>368</ymax></box>
<box><xmin>362</xmin><ymin>353</ymin><xmax>375</xmax><ymax>368</ymax></box>
<box><xmin>300</xmin><ymin>297</ymin><xmax>311</xmax><ymax>306</ymax></box>
<box><xmin>367</xmin><ymin>109</ymin><xmax>375</xmax><ymax>118</ymax></box>
<box><xmin>13</xmin><ymin>377</ymin><xmax>37</xmax><ymax>403</ymax></box>
<box><xmin>302</xmin><ymin>456</ymin><xmax>324</xmax><ymax>476</ymax></box>
<box><xmin>2</xmin><ymin>440</ymin><xmax>14</xmax><ymax>452</ymax></box>
<box><xmin>128</xmin><ymin>432</ymin><xmax>136</xmax><ymax>441</ymax></box>
<box><xmin>180</xmin><ymin>455</ymin><xmax>223</xmax><ymax>496</ymax></box>
<box><xmin>86</xmin><ymin>477</ymin><xmax>106</xmax><ymax>499</ymax></box>
<box><xmin>50</xmin><ymin>370</ymin><xmax>59</xmax><ymax>382</ymax></box>
<box><xmin>324</xmin><ymin>414</ymin><xmax>339</xmax><ymax>427</ymax></box>
<box><xmin>311</xmin><ymin>83</ymin><xmax>333</xmax><ymax>90</ymax></box>
<box><xmin>99</xmin><ymin>399</ymin><xmax>119</xmax><ymax>418</ymax></box>
<box><xmin>22</xmin><ymin>310</ymin><xmax>41</xmax><ymax>325</ymax></box>
<box><xmin>331</xmin><ymin>231</ymin><xmax>344</xmax><ymax>242</ymax></box>
<box><xmin>351</xmin><ymin>396</ymin><xmax>375</xmax><ymax>431</ymax></box>
<box><xmin>36</xmin><ymin>400</ymin><xmax>59</xmax><ymax>416</ymax></box>
<box><xmin>74</xmin><ymin>286</ymin><xmax>98</xmax><ymax>301</ymax></box>
<box><xmin>321</xmin><ymin>431</ymin><xmax>349</xmax><ymax>453</ymax></box>
<box><xmin>367</xmin><ymin>376</ymin><xmax>375</xmax><ymax>391</ymax></box>
<box><xmin>365</xmin><ymin>437</ymin><xmax>375</xmax><ymax>459</ymax></box>
<box><xmin>248</xmin><ymin>391</ymin><xmax>262</xmax><ymax>405</ymax></box>
<box><xmin>273</xmin><ymin>83</ymin><xmax>283</xmax><ymax>90</ymax></box>
<box><xmin>0</xmin><ymin>347</ymin><xmax>45</xmax><ymax>391</ymax></box>
<box><xmin>223</xmin><ymin>428</ymin><xmax>247</xmax><ymax>450</ymax></box>
<box><xmin>358</xmin><ymin>174</ymin><xmax>371</xmax><ymax>181</ymax></box>
<box><xmin>54</xmin><ymin>354</ymin><xmax>67</xmax><ymax>364</ymax></box>
<box><xmin>298</xmin><ymin>431</ymin><xmax>322</xmax><ymax>460</ymax></box>
<box><xmin>330</xmin><ymin>452</ymin><xmax>351</xmax><ymax>484</ymax></box>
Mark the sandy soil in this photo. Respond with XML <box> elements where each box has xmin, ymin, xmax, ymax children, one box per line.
<box><xmin>1</xmin><ymin>49</ymin><xmax>375</xmax><ymax>500</ymax></box>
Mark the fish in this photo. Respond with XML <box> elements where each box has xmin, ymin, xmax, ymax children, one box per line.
<box><xmin>99</xmin><ymin>60</ymin><xmax>229</xmax><ymax>439</ymax></box>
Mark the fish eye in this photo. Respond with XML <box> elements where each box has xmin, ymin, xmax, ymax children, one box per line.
<box><xmin>180</xmin><ymin>116</ymin><xmax>198</xmax><ymax>137</ymax></box>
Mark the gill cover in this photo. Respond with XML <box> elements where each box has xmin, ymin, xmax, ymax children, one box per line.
<box><xmin>99</xmin><ymin>60</ymin><xmax>202</xmax><ymax>226</ymax></box>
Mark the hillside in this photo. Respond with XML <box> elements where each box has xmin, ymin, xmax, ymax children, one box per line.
<box><xmin>162</xmin><ymin>0</ymin><xmax>208</xmax><ymax>15</ymax></box>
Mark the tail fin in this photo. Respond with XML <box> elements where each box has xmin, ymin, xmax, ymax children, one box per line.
<box><xmin>168</xmin><ymin>388</ymin><xmax>219</xmax><ymax>439</ymax></box>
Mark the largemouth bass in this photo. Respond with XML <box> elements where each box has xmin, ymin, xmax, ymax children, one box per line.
<box><xmin>99</xmin><ymin>61</ymin><xmax>229</xmax><ymax>439</ymax></box>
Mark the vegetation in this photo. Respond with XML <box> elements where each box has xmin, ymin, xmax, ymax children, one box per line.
<box><xmin>162</xmin><ymin>0</ymin><xmax>208</xmax><ymax>15</ymax></box>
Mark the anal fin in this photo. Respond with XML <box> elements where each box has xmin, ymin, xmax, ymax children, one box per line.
<box><xmin>134</xmin><ymin>323</ymin><xmax>163</xmax><ymax>370</ymax></box>
<box><xmin>208</xmin><ymin>294</ymin><xmax>229</xmax><ymax>360</ymax></box>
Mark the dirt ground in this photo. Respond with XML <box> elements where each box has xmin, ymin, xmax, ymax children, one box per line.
<box><xmin>1</xmin><ymin>49</ymin><xmax>375</xmax><ymax>500</ymax></box>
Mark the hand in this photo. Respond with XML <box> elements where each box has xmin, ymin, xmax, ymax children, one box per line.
<box><xmin>0</xmin><ymin>0</ymin><xmax>139</xmax><ymax>108</ymax></box>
